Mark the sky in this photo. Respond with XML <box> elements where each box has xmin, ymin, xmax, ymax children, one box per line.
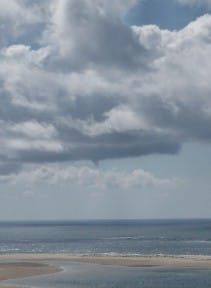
<box><xmin>0</xmin><ymin>0</ymin><xmax>211</xmax><ymax>220</ymax></box>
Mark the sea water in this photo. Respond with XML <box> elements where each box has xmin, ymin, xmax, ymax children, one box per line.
<box><xmin>1</xmin><ymin>219</ymin><xmax>211</xmax><ymax>287</ymax></box>
<box><xmin>0</xmin><ymin>219</ymin><xmax>211</xmax><ymax>255</ymax></box>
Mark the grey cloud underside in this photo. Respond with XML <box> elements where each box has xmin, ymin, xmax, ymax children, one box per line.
<box><xmin>0</xmin><ymin>157</ymin><xmax>21</xmax><ymax>175</ymax></box>
<box><xmin>57</xmin><ymin>94</ymin><xmax>122</xmax><ymax>121</ymax></box>
<box><xmin>141</xmin><ymin>96</ymin><xmax>211</xmax><ymax>140</ymax></box>
<box><xmin>18</xmin><ymin>131</ymin><xmax>180</xmax><ymax>163</ymax></box>
<box><xmin>0</xmin><ymin>0</ymin><xmax>211</xmax><ymax>174</ymax></box>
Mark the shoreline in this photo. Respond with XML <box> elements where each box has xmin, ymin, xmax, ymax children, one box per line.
<box><xmin>1</xmin><ymin>253</ymin><xmax>211</xmax><ymax>287</ymax></box>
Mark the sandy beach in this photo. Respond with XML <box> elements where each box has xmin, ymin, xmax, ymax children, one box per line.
<box><xmin>1</xmin><ymin>253</ymin><xmax>211</xmax><ymax>288</ymax></box>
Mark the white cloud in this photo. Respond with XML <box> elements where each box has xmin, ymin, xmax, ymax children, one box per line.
<box><xmin>5</xmin><ymin>165</ymin><xmax>181</xmax><ymax>192</ymax></box>
<box><xmin>7</xmin><ymin>138</ymin><xmax>63</xmax><ymax>152</ymax></box>
<box><xmin>70</xmin><ymin>105</ymin><xmax>147</xmax><ymax>136</ymax></box>
<box><xmin>0</xmin><ymin>1</ymin><xmax>211</xmax><ymax>172</ymax></box>
<box><xmin>0</xmin><ymin>0</ymin><xmax>48</xmax><ymax>45</ymax></box>
<box><xmin>9</xmin><ymin>121</ymin><xmax>57</xmax><ymax>139</ymax></box>
<box><xmin>132</xmin><ymin>15</ymin><xmax>211</xmax><ymax>139</ymax></box>
<box><xmin>1</xmin><ymin>45</ymin><xmax>50</xmax><ymax>66</ymax></box>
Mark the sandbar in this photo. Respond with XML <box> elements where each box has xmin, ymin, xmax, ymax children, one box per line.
<box><xmin>1</xmin><ymin>253</ymin><xmax>211</xmax><ymax>268</ymax></box>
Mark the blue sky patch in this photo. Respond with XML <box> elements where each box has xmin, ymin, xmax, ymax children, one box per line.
<box><xmin>126</xmin><ymin>0</ymin><xmax>210</xmax><ymax>30</ymax></box>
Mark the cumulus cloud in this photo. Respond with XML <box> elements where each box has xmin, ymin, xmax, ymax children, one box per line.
<box><xmin>43</xmin><ymin>0</ymin><xmax>146</xmax><ymax>71</ymax></box>
<box><xmin>0</xmin><ymin>0</ymin><xmax>211</xmax><ymax>174</ymax></box>
<box><xmin>133</xmin><ymin>15</ymin><xmax>211</xmax><ymax>140</ymax></box>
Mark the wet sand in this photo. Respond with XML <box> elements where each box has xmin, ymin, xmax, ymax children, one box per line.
<box><xmin>0</xmin><ymin>261</ymin><xmax>61</xmax><ymax>288</ymax></box>
<box><xmin>1</xmin><ymin>253</ymin><xmax>211</xmax><ymax>287</ymax></box>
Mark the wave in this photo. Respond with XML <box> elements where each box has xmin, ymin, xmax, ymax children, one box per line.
<box><xmin>102</xmin><ymin>236</ymin><xmax>145</xmax><ymax>240</ymax></box>
<box><xmin>184</xmin><ymin>240</ymin><xmax>211</xmax><ymax>244</ymax></box>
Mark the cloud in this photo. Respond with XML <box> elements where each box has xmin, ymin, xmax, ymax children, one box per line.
<box><xmin>0</xmin><ymin>161</ymin><xmax>21</xmax><ymax>176</ymax></box>
<box><xmin>43</xmin><ymin>0</ymin><xmax>147</xmax><ymax>71</ymax></box>
<box><xmin>0</xmin><ymin>0</ymin><xmax>49</xmax><ymax>46</ymax></box>
<box><xmin>132</xmin><ymin>14</ymin><xmax>211</xmax><ymax>139</ymax></box>
<box><xmin>2</xmin><ymin>164</ymin><xmax>181</xmax><ymax>192</ymax></box>
<box><xmin>0</xmin><ymin>1</ymin><xmax>211</xmax><ymax>174</ymax></box>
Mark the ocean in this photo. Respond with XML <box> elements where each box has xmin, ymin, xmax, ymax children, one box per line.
<box><xmin>1</xmin><ymin>219</ymin><xmax>211</xmax><ymax>287</ymax></box>
<box><xmin>1</xmin><ymin>219</ymin><xmax>211</xmax><ymax>255</ymax></box>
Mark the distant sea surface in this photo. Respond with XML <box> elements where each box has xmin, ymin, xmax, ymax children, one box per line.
<box><xmin>2</xmin><ymin>219</ymin><xmax>211</xmax><ymax>288</ymax></box>
<box><xmin>0</xmin><ymin>219</ymin><xmax>211</xmax><ymax>255</ymax></box>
